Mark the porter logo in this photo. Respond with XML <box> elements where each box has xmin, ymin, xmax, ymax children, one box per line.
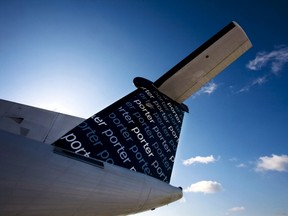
<box><xmin>53</xmin><ymin>82</ymin><xmax>186</xmax><ymax>183</ymax></box>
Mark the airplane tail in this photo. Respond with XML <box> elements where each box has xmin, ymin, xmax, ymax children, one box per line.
<box><xmin>53</xmin><ymin>21</ymin><xmax>252</xmax><ymax>183</ymax></box>
<box><xmin>53</xmin><ymin>78</ymin><xmax>187</xmax><ymax>183</ymax></box>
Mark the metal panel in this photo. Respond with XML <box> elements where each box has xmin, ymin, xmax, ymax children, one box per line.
<box><xmin>0</xmin><ymin>99</ymin><xmax>83</xmax><ymax>143</ymax></box>
<box><xmin>0</xmin><ymin>130</ymin><xmax>182</xmax><ymax>216</ymax></box>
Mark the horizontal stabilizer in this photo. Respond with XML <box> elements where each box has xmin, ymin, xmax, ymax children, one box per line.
<box><xmin>154</xmin><ymin>21</ymin><xmax>252</xmax><ymax>103</ymax></box>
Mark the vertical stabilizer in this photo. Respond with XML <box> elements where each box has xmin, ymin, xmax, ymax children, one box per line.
<box><xmin>53</xmin><ymin>78</ymin><xmax>187</xmax><ymax>183</ymax></box>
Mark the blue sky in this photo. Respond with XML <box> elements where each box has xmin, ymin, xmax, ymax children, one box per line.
<box><xmin>1</xmin><ymin>1</ymin><xmax>288</xmax><ymax>216</ymax></box>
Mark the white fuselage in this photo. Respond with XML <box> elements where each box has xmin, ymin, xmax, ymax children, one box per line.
<box><xmin>0</xmin><ymin>130</ymin><xmax>182</xmax><ymax>216</ymax></box>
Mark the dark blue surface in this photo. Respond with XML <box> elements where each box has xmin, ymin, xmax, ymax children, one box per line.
<box><xmin>54</xmin><ymin>84</ymin><xmax>185</xmax><ymax>183</ymax></box>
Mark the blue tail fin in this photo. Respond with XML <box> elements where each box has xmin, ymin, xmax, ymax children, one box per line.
<box><xmin>53</xmin><ymin>78</ymin><xmax>187</xmax><ymax>183</ymax></box>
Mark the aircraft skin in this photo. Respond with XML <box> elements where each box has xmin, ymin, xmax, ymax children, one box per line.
<box><xmin>0</xmin><ymin>99</ymin><xmax>182</xmax><ymax>216</ymax></box>
<box><xmin>0</xmin><ymin>21</ymin><xmax>251</xmax><ymax>216</ymax></box>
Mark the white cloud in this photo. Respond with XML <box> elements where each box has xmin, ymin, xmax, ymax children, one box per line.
<box><xmin>238</xmin><ymin>85</ymin><xmax>250</xmax><ymax>93</ymax></box>
<box><xmin>229</xmin><ymin>206</ymin><xmax>245</xmax><ymax>212</ymax></box>
<box><xmin>255</xmin><ymin>154</ymin><xmax>288</xmax><ymax>172</ymax></box>
<box><xmin>226</xmin><ymin>206</ymin><xmax>245</xmax><ymax>215</ymax></box>
<box><xmin>240</xmin><ymin>46</ymin><xmax>288</xmax><ymax>93</ymax></box>
<box><xmin>196</xmin><ymin>81</ymin><xmax>218</xmax><ymax>96</ymax></box>
<box><xmin>238</xmin><ymin>75</ymin><xmax>268</xmax><ymax>93</ymax></box>
<box><xmin>246</xmin><ymin>46</ymin><xmax>288</xmax><ymax>74</ymax></box>
<box><xmin>183</xmin><ymin>155</ymin><xmax>216</xmax><ymax>166</ymax></box>
<box><xmin>184</xmin><ymin>180</ymin><xmax>222</xmax><ymax>194</ymax></box>
<box><xmin>236</xmin><ymin>163</ymin><xmax>247</xmax><ymax>168</ymax></box>
<box><xmin>229</xmin><ymin>157</ymin><xmax>238</xmax><ymax>162</ymax></box>
<box><xmin>252</xmin><ymin>75</ymin><xmax>268</xmax><ymax>85</ymax></box>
